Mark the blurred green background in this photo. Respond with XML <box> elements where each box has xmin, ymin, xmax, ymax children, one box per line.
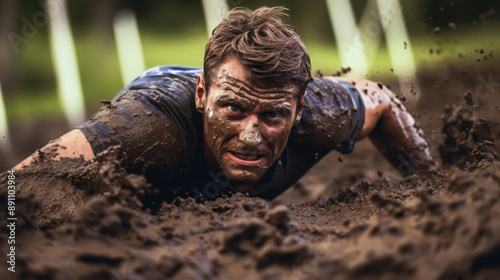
<box><xmin>0</xmin><ymin>0</ymin><xmax>499</xmax><ymax>168</ymax></box>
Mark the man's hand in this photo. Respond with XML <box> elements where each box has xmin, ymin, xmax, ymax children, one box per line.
<box><xmin>13</xmin><ymin>129</ymin><xmax>95</xmax><ymax>170</ymax></box>
<box><xmin>335</xmin><ymin>77</ymin><xmax>439</xmax><ymax>176</ymax></box>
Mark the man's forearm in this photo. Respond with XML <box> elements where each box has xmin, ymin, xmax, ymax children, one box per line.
<box><xmin>369</xmin><ymin>99</ymin><xmax>438</xmax><ymax>176</ymax></box>
<box><xmin>338</xmin><ymin>76</ymin><xmax>438</xmax><ymax>176</ymax></box>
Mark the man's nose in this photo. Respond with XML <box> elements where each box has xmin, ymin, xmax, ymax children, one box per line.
<box><xmin>239</xmin><ymin>115</ymin><xmax>261</xmax><ymax>146</ymax></box>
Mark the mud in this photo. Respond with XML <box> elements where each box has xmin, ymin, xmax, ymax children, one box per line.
<box><xmin>1</xmin><ymin>74</ymin><xmax>500</xmax><ymax>280</ymax></box>
<box><xmin>2</xmin><ymin>12</ymin><xmax>500</xmax><ymax>277</ymax></box>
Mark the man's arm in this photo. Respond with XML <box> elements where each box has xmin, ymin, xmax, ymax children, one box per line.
<box><xmin>14</xmin><ymin>89</ymin><xmax>186</xmax><ymax>181</ymax></box>
<box><xmin>13</xmin><ymin>129</ymin><xmax>95</xmax><ymax>170</ymax></box>
<box><xmin>336</xmin><ymin>77</ymin><xmax>438</xmax><ymax>176</ymax></box>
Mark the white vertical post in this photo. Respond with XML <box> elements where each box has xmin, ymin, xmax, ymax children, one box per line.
<box><xmin>376</xmin><ymin>0</ymin><xmax>420</xmax><ymax>104</ymax></box>
<box><xmin>326</xmin><ymin>0</ymin><xmax>369</xmax><ymax>77</ymax></box>
<box><xmin>0</xmin><ymin>81</ymin><xmax>11</xmax><ymax>150</ymax></box>
<box><xmin>113</xmin><ymin>9</ymin><xmax>145</xmax><ymax>87</ymax></box>
<box><xmin>201</xmin><ymin>0</ymin><xmax>229</xmax><ymax>37</ymax></box>
<box><xmin>46</xmin><ymin>0</ymin><xmax>85</xmax><ymax>128</ymax></box>
<box><xmin>357</xmin><ymin>0</ymin><xmax>383</xmax><ymax>66</ymax></box>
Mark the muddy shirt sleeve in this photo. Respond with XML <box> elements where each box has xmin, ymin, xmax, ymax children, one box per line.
<box><xmin>291</xmin><ymin>77</ymin><xmax>365</xmax><ymax>154</ymax></box>
<box><xmin>78</xmin><ymin>89</ymin><xmax>188</xmax><ymax>179</ymax></box>
<box><xmin>78</xmin><ymin>66</ymin><xmax>202</xmax><ymax>182</ymax></box>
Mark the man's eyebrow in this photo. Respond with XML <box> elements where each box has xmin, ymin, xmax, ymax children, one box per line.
<box><xmin>277</xmin><ymin>105</ymin><xmax>293</xmax><ymax>113</ymax></box>
<box><xmin>222</xmin><ymin>76</ymin><xmax>292</xmax><ymax>99</ymax></box>
<box><xmin>214</xmin><ymin>95</ymin><xmax>237</xmax><ymax>103</ymax></box>
<box><xmin>261</xmin><ymin>102</ymin><xmax>293</xmax><ymax>114</ymax></box>
<box><xmin>214</xmin><ymin>95</ymin><xmax>253</xmax><ymax>107</ymax></box>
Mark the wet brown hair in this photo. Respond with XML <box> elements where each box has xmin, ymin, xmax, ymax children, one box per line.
<box><xmin>203</xmin><ymin>6</ymin><xmax>312</xmax><ymax>99</ymax></box>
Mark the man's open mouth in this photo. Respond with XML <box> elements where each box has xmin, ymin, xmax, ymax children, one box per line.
<box><xmin>231</xmin><ymin>152</ymin><xmax>262</xmax><ymax>160</ymax></box>
<box><xmin>228</xmin><ymin>151</ymin><xmax>265</xmax><ymax>166</ymax></box>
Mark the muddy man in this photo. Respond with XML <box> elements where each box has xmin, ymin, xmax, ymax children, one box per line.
<box><xmin>15</xmin><ymin>6</ymin><xmax>438</xmax><ymax>202</ymax></box>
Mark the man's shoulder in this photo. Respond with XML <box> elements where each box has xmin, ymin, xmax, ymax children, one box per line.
<box><xmin>111</xmin><ymin>66</ymin><xmax>202</xmax><ymax>111</ymax></box>
<box><xmin>120</xmin><ymin>66</ymin><xmax>203</xmax><ymax>94</ymax></box>
<box><xmin>137</xmin><ymin>65</ymin><xmax>203</xmax><ymax>79</ymax></box>
<box><xmin>291</xmin><ymin>76</ymin><xmax>364</xmax><ymax>153</ymax></box>
<box><xmin>79</xmin><ymin>66</ymin><xmax>204</xmax><ymax>181</ymax></box>
<box><xmin>302</xmin><ymin>76</ymin><xmax>360</xmax><ymax>119</ymax></box>
<box><xmin>305</xmin><ymin>77</ymin><xmax>354</xmax><ymax>100</ymax></box>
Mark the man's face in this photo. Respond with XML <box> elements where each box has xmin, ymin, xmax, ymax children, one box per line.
<box><xmin>195</xmin><ymin>57</ymin><xmax>303</xmax><ymax>192</ymax></box>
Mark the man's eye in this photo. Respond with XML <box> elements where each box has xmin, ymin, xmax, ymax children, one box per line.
<box><xmin>266</xmin><ymin>111</ymin><xmax>279</xmax><ymax>118</ymax></box>
<box><xmin>227</xmin><ymin>105</ymin><xmax>240</xmax><ymax>113</ymax></box>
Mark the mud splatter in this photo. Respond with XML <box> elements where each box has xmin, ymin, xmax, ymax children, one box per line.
<box><xmin>1</xmin><ymin>93</ymin><xmax>500</xmax><ymax>279</ymax></box>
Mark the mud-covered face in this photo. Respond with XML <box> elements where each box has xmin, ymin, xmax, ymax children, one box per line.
<box><xmin>195</xmin><ymin>57</ymin><xmax>303</xmax><ymax>192</ymax></box>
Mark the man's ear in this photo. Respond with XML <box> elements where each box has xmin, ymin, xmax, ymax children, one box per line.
<box><xmin>294</xmin><ymin>92</ymin><xmax>306</xmax><ymax>125</ymax></box>
<box><xmin>195</xmin><ymin>74</ymin><xmax>206</xmax><ymax>113</ymax></box>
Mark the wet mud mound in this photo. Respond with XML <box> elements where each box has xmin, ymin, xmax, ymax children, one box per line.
<box><xmin>439</xmin><ymin>92</ymin><xmax>498</xmax><ymax>169</ymax></box>
<box><xmin>1</xmin><ymin>96</ymin><xmax>500</xmax><ymax>279</ymax></box>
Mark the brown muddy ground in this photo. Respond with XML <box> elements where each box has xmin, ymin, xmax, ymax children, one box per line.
<box><xmin>1</xmin><ymin>60</ymin><xmax>500</xmax><ymax>279</ymax></box>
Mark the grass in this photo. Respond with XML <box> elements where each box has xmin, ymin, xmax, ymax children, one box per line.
<box><xmin>3</xmin><ymin>23</ymin><xmax>499</xmax><ymax>126</ymax></box>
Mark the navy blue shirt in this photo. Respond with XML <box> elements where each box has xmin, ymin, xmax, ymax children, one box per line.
<box><xmin>79</xmin><ymin>66</ymin><xmax>365</xmax><ymax>201</ymax></box>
